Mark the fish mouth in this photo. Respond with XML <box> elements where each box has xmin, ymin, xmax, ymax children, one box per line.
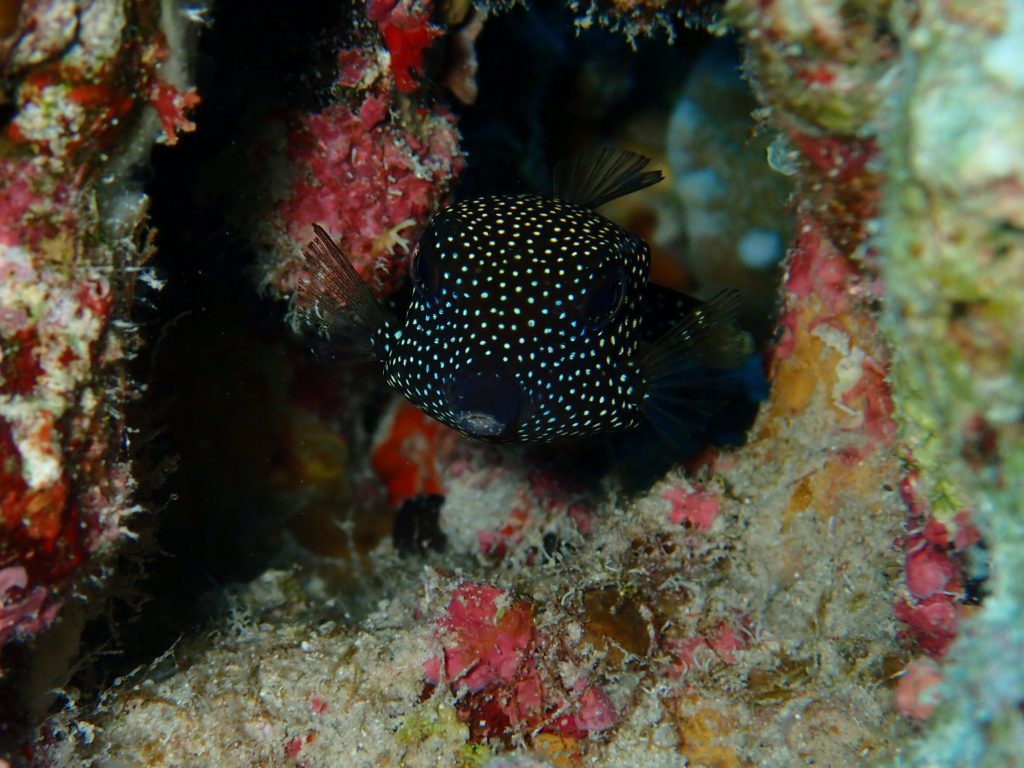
<box><xmin>452</xmin><ymin>411</ymin><xmax>510</xmax><ymax>439</ymax></box>
<box><xmin>447</xmin><ymin>364</ymin><xmax>523</xmax><ymax>440</ymax></box>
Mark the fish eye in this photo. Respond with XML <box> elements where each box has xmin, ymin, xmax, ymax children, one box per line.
<box><xmin>411</xmin><ymin>213</ymin><xmax>458</xmax><ymax>300</ymax></box>
<box><xmin>410</xmin><ymin>240</ymin><xmax>440</xmax><ymax>299</ymax></box>
<box><xmin>581</xmin><ymin>265</ymin><xmax>626</xmax><ymax>329</ymax></box>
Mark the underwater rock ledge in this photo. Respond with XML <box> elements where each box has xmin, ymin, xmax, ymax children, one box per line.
<box><xmin>879</xmin><ymin>0</ymin><xmax>1024</xmax><ymax>763</ymax></box>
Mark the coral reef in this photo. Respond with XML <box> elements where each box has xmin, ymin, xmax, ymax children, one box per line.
<box><xmin>734</xmin><ymin>0</ymin><xmax>1024</xmax><ymax>759</ymax></box>
<box><xmin>247</xmin><ymin>0</ymin><xmax>465</xmax><ymax>300</ymax></box>
<box><xmin>4</xmin><ymin>0</ymin><xmax>1022</xmax><ymax>764</ymax></box>
<box><xmin>0</xmin><ymin>0</ymin><xmax>198</xmax><ymax>680</ymax></box>
<box><xmin>878</xmin><ymin>0</ymin><xmax>1024</xmax><ymax>761</ymax></box>
<box><xmin>41</xmin><ymin>205</ymin><xmax>909</xmax><ymax>764</ymax></box>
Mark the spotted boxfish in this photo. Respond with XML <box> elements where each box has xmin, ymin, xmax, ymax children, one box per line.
<box><xmin>297</xmin><ymin>147</ymin><xmax>750</xmax><ymax>444</ymax></box>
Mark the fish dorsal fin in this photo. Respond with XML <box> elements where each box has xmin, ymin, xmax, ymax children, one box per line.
<box><xmin>552</xmin><ymin>147</ymin><xmax>664</xmax><ymax>209</ymax></box>
<box><xmin>294</xmin><ymin>223</ymin><xmax>395</xmax><ymax>358</ymax></box>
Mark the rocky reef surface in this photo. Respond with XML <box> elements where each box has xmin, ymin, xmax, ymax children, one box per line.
<box><xmin>0</xmin><ymin>0</ymin><xmax>199</xmax><ymax>729</ymax></box>
<box><xmin>1</xmin><ymin>0</ymin><xmax>1021</xmax><ymax>765</ymax></box>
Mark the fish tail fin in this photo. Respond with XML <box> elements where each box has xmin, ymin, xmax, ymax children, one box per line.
<box><xmin>294</xmin><ymin>223</ymin><xmax>395</xmax><ymax>359</ymax></box>
<box><xmin>553</xmin><ymin>147</ymin><xmax>664</xmax><ymax>209</ymax></box>
<box><xmin>639</xmin><ymin>289</ymin><xmax>752</xmax><ymax>438</ymax></box>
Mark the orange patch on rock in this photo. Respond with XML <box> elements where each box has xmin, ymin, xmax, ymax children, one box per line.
<box><xmin>769</xmin><ymin>302</ymin><xmax>839</xmax><ymax>416</ymax></box>
<box><xmin>783</xmin><ymin>456</ymin><xmax>879</xmax><ymax>532</ymax></box>
<box><xmin>532</xmin><ymin>733</ymin><xmax>583</xmax><ymax>768</ymax></box>
<box><xmin>670</xmin><ymin>696</ymin><xmax>751</xmax><ymax>768</ymax></box>
<box><xmin>371</xmin><ymin>402</ymin><xmax>453</xmax><ymax>508</ymax></box>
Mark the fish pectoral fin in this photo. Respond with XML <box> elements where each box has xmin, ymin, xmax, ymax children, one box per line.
<box><xmin>641</xmin><ymin>289</ymin><xmax>750</xmax><ymax>374</ymax></box>
<box><xmin>639</xmin><ymin>282</ymin><xmax>706</xmax><ymax>342</ymax></box>
<box><xmin>638</xmin><ymin>289</ymin><xmax>752</xmax><ymax>437</ymax></box>
<box><xmin>552</xmin><ymin>146</ymin><xmax>664</xmax><ymax>209</ymax></box>
<box><xmin>294</xmin><ymin>223</ymin><xmax>396</xmax><ymax>358</ymax></box>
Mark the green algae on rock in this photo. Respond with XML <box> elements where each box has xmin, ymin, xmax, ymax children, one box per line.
<box><xmin>880</xmin><ymin>0</ymin><xmax>1024</xmax><ymax>762</ymax></box>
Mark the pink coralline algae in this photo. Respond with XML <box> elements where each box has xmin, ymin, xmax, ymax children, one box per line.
<box><xmin>660</xmin><ymin>484</ymin><xmax>721</xmax><ymax>531</ymax></box>
<box><xmin>284</xmin><ymin>736</ymin><xmax>304</xmax><ymax>759</ymax></box>
<box><xmin>780</xmin><ymin>215</ymin><xmax>958</xmax><ymax>662</ymax></box>
<box><xmin>0</xmin><ymin>566</ymin><xmax>58</xmax><ymax>648</ymax></box>
<box><xmin>894</xmin><ymin>597</ymin><xmax>959</xmax><ymax>660</ymax></box>
<box><xmin>787</xmin><ymin>132</ymin><xmax>876</xmax><ymax>186</ymax></box>
<box><xmin>425</xmin><ymin>582</ymin><xmax>535</xmax><ymax>694</ymax></box>
<box><xmin>309</xmin><ymin>695</ymin><xmax>329</xmax><ymax>715</ymax></box>
<box><xmin>893</xmin><ymin>474</ymin><xmax>971</xmax><ymax>659</ymax></box>
<box><xmin>547</xmin><ymin>684</ymin><xmax>618</xmax><ymax>738</ymax></box>
<box><xmin>424</xmin><ymin>582</ymin><xmax>617</xmax><ymax>742</ymax></box>
<box><xmin>894</xmin><ymin>656</ymin><xmax>943</xmax><ymax>721</ymax></box>
<box><xmin>779</xmin><ymin>214</ymin><xmax>861</xmax><ymax>320</ymax></box>
<box><xmin>905</xmin><ymin>544</ymin><xmax>958</xmax><ymax>601</ymax></box>
<box><xmin>0</xmin><ymin>0</ymin><xmax>198</xmax><ymax>661</ymax></box>
<box><xmin>0</xmin><ymin>195</ymin><xmax>125</xmax><ymax>653</ymax></box>
<box><xmin>268</xmin><ymin>8</ymin><xmax>464</xmax><ymax>301</ymax></box>
<box><xmin>0</xmin><ymin>157</ymin><xmax>78</xmax><ymax>249</ymax></box>
<box><xmin>772</xmin><ymin>214</ymin><xmax>898</xmax><ymax>463</ymax></box>
<box><xmin>260</xmin><ymin>0</ymin><xmax>464</xmax><ymax>301</ymax></box>
<box><xmin>666</xmin><ymin>622</ymin><xmax>746</xmax><ymax>677</ymax></box>
<box><xmin>278</xmin><ymin>93</ymin><xmax>462</xmax><ymax>295</ymax></box>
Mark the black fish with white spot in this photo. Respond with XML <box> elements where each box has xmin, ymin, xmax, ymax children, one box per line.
<box><xmin>297</xmin><ymin>147</ymin><xmax>751</xmax><ymax>444</ymax></box>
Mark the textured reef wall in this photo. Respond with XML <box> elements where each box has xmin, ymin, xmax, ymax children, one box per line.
<box><xmin>880</xmin><ymin>0</ymin><xmax>1024</xmax><ymax>762</ymax></box>
<box><xmin>3</xmin><ymin>0</ymin><xmax>1022</xmax><ymax>765</ymax></box>
<box><xmin>0</xmin><ymin>0</ymin><xmax>198</xmax><ymax>712</ymax></box>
